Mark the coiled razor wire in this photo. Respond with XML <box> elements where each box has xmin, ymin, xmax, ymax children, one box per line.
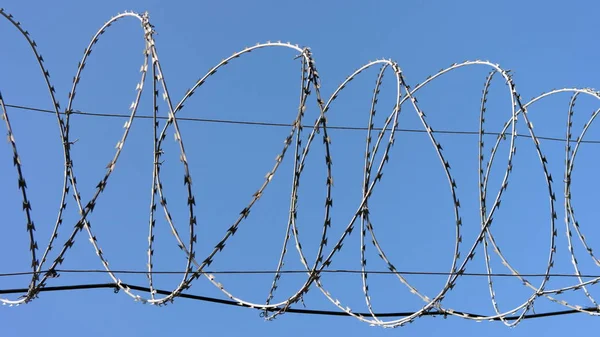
<box><xmin>2</xmin><ymin>9</ymin><xmax>600</xmax><ymax>328</ymax></box>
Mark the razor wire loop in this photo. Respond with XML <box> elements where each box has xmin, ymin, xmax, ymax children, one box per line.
<box><xmin>2</xmin><ymin>8</ymin><xmax>600</xmax><ymax>328</ymax></box>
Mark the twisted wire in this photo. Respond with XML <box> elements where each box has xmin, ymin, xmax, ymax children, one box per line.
<box><xmin>2</xmin><ymin>8</ymin><xmax>600</xmax><ymax>329</ymax></box>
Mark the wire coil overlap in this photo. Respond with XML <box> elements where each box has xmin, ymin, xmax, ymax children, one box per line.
<box><xmin>2</xmin><ymin>9</ymin><xmax>600</xmax><ymax>328</ymax></box>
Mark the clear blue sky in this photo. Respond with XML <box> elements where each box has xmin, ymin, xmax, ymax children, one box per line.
<box><xmin>2</xmin><ymin>0</ymin><xmax>600</xmax><ymax>335</ymax></box>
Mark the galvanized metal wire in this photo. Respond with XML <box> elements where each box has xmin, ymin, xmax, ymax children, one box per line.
<box><xmin>2</xmin><ymin>8</ymin><xmax>600</xmax><ymax>329</ymax></box>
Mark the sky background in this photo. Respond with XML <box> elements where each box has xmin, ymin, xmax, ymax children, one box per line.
<box><xmin>2</xmin><ymin>0</ymin><xmax>600</xmax><ymax>335</ymax></box>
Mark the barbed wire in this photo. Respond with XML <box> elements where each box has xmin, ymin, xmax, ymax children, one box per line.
<box><xmin>2</xmin><ymin>8</ymin><xmax>600</xmax><ymax>329</ymax></box>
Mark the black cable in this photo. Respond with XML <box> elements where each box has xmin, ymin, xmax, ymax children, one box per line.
<box><xmin>5</xmin><ymin>103</ymin><xmax>600</xmax><ymax>144</ymax></box>
<box><xmin>0</xmin><ymin>282</ymin><xmax>597</xmax><ymax>320</ymax></box>
<box><xmin>2</xmin><ymin>268</ymin><xmax>600</xmax><ymax>279</ymax></box>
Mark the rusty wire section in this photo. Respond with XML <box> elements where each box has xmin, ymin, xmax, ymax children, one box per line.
<box><xmin>2</xmin><ymin>8</ymin><xmax>600</xmax><ymax>328</ymax></box>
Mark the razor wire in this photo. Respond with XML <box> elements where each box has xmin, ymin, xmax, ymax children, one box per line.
<box><xmin>2</xmin><ymin>8</ymin><xmax>600</xmax><ymax>329</ymax></box>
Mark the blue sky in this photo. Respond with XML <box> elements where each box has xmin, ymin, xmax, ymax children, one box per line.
<box><xmin>2</xmin><ymin>0</ymin><xmax>600</xmax><ymax>335</ymax></box>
